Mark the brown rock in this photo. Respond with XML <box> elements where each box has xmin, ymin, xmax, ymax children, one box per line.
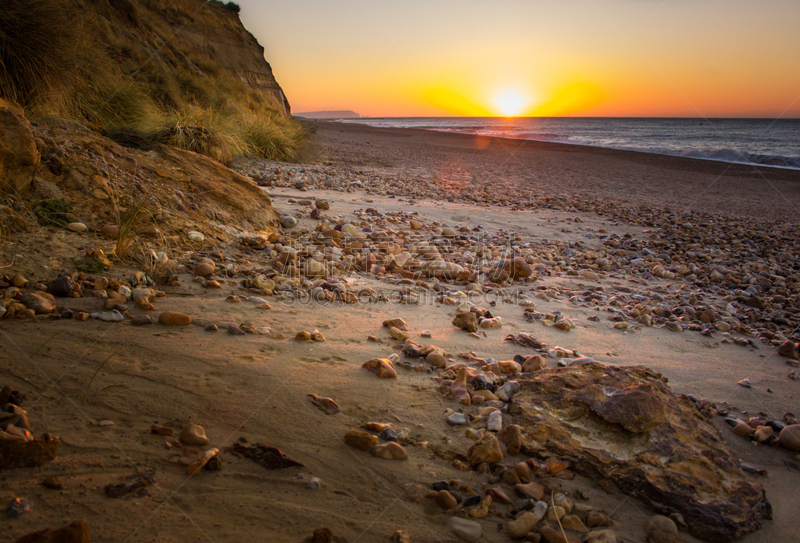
<box><xmin>179</xmin><ymin>424</ymin><xmax>208</xmax><ymax>446</ymax></box>
<box><xmin>158</xmin><ymin>311</ymin><xmax>191</xmax><ymax>326</ymax></box>
<box><xmin>539</xmin><ymin>525</ymin><xmax>579</xmax><ymax>543</ymax></box>
<box><xmin>778</xmin><ymin>340</ymin><xmax>799</xmax><ymax>359</ymax></box>
<box><xmin>779</xmin><ymin>424</ymin><xmax>800</xmax><ymax>452</ymax></box>
<box><xmin>514</xmin><ymin>362</ymin><xmax>771</xmax><ymax>542</ymax></box>
<box><xmin>20</xmin><ymin>292</ymin><xmax>56</xmax><ymax>314</ymax></box>
<box><xmin>452</xmin><ymin>311</ymin><xmax>478</xmax><ymax>332</ymax></box>
<box><xmin>362</xmin><ymin>358</ymin><xmax>398</xmax><ymax>379</ymax></box>
<box><xmin>498</xmin><ymin>424</ymin><xmax>523</xmax><ymax>455</ymax></box>
<box><xmin>587</xmin><ymin>511</ymin><xmax>612</xmax><ymax>528</ymax></box>
<box><xmin>41</xmin><ymin>475</ymin><xmax>63</xmax><ymax>490</ymax></box>
<box><xmin>503</xmin><ymin>257</ymin><xmax>533</xmax><ymax>279</ymax></box>
<box><xmin>0</xmin><ymin>433</ymin><xmax>60</xmax><ymax>468</ymax></box>
<box><xmin>514</xmin><ymin>481</ymin><xmax>544</xmax><ymax>500</ymax></box>
<box><xmin>434</xmin><ymin>490</ymin><xmax>458</xmax><ymax>510</ymax></box>
<box><xmin>344</xmin><ymin>430</ymin><xmax>378</xmax><ymax>451</ymax></box>
<box><xmin>100</xmin><ymin>224</ymin><xmax>119</xmax><ymax>240</ymax></box>
<box><xmin>560</xmin><ymin>515</ymin><xmax>588</xmax><ymax>532</ymax></box>
<box><xmin>151</xmin><ymin>424</ymin><xmax>174</xmax><ymax>436</ymax></box>
<box><xmin>0</xmin><ymin>99</ymin><xmax>39</xmax><ymax>195</ymax></box>
<box><xmin>383</xmin><ymin>318</ymin><xmax>408</xmax><ymax>330</ymax></box>
<box><xmin>485</xmin><ymin>486</ymin><xmax>513</xmax><ymax>504</ymax></box>
<box><xmin>521</xmin><ymin>355</ymin><xmax>547</xmax><ymax>372</ymax></box>
<box><xmin>195</xmin><ymin>262</ymin><xmax>215</xmax><ymax>276</ymax></box>
<box><xmin>14</xmin><ymin>520</ymin><xmax>90</xmax><ymax>543</ymax></box>
<box><xmin>315</xmin><ymin>199</ymin><xmax>330</xmax><ymax>210</ymax></box>
<box><xmin>508</xmin><ymin>511</ymin><xmax>538</xmax><ymax>539</ymax></box>
<box><xmin>583</xmin><ymin>530</ymin><xmax>616</xmax><ymax>543</ymax></box>
<box><xmin>371</xmin><ymin>442</ymin><xmax>408</xmax><ymax>460</ymax></box>
<box><xmin>467</xmin><ymin>433</ymin><xmax>503</xmax><ymax>465</ymax></box>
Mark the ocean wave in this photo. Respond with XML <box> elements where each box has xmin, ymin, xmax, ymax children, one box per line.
<box><xmin>675</xmin><ymin>148</ymin><xmax>800</xmax><ymax>169</ymax></box>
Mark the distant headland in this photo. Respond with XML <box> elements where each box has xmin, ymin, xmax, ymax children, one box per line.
<box><xmin>294</xmin><ymin>110</ymin><xmax>360</xmax><ymax>119</ymax></box>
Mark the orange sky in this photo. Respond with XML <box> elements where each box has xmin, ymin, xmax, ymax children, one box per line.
<box><xmin>237</xmin><ymin>0</ymin><xmax>800</xmax><ymax>118</ymax></box>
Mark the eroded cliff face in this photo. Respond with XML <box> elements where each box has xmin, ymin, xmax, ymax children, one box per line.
<box><xmin>164</xmin><ymin>0</ymin><xmax>291</xmax><ymax>114</ymax></box>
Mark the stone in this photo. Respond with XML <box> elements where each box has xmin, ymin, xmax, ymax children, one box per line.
<box><xmin>504</xmin><ymin>257</ymin><xmax>533</xmax><ymax>279</ymax></box>
<box><xmin>560</xmin><ymin>515</ymin><xmax>588</xmax><ymax>532</ymax></box>
<box><xmin>47</xmin><ymin>276</ymin><xmax>74</xmax><ymax>297</ymax></box>
<box><xmin>308</xmin><ymin>394</ymin><xmax>340</xmax><ymax>415</ymax></box>
<box><xmin>0</xmin><ymin>99</ymin><xmax>39</xmax><ymax>194</ymax></box>
<box><xmin>66</xmin><ymin>222</ymin><xmax>87</xmax><ymax>233</ymax></box>
<box><xmin>508</xmin><ymin>512</ymin><xmax>538</xmax><ymax>539</ymax></box>
<box><xmin>280</xmin><ymin>215</ymin><xmax>297</xmax><ymax>229</ymax></box>
<box><xmin>186</xmin><ymin>231</ymin><xmax>204</xmax><ymax>242</ymax></box>
<box><xmin>778</xmin><ymin>340</ymin><xmax>798</xmax><ymax>359</ymax></box>
<box><xmin>195</xmin><ymin>262</ymin><xmax>215</xmax><ymax>276</ymax></box>
<box><xmin>447</xmin><ymin>413</ymin><xmax>468</xmax><ymax>426</ymax></box>
<box><xmin>390</xmin><ymin>531</ymin><xmax>411</xmax><ymax>543</ymax></box>
<box><xmin>496</xmin><ymin>381</ymin><xmax>520</xmax><ymax>401</ymax></box>
<box><xmin>498</xmin><ymin>425</ymin><xmax>523</xmax><ymax>455</ymax></box>
<box><xmin>13</xmin><ymin>520</ymin><xmax>91</xmax><ymax>543</ymax></box>
<box><xmin>587</xmin><ymin>511</ymin><xmax>611</xmax><ymax>528</ymax></box>
<box><xmin>423</xmin><ymin>260</ymin><xmax>464</xmax><ymax>279</ymax></box>
<box><xmin>91</xmin><ymin>310</ymin><xmax>124</xmax><ymax>322</ymax></box>
<box><xmin>426</xmin><ymin>351</ymin><xmax>447</xmax><ymax>367</ymax></box>
<box><xmin>315</xmin><ymin>199</ymin><xmax>330</xmax><ymax>210</ymax></box>
<box><xmin>371</xmin><ymin>442</ymin><xmax>408</xmax><ymax>460</ymax></box>
<box><xmin>452</xmin><ymin>311</ymin><xmax>478</xmax><ymax>332</ymax></box>
<box><xmin>467</xmin><ymin>433</ymin><xmax>503</xmax><ymax>465</ymax></box>
<box><xmin>515</xmin><ymin>482</ymin><xmax>544</xmax><ymax>501</ymax></box>
<box><xmin>779</xmin><ymin>425</ymin><xmax>800</xmax><ymax>452</ymax></box>
<box><xmin>469</xmin><ymin>495</ymin><xmax>491</xmax><ymax>518</ymax></box>
<box><xmin>522</xmin><ymin>355</ymin><xmax>547</xmax><ymax>372</ymax></box>
<box><xmin>388</xmin><ymin>326</ymin><xmax>409</xmax><ymax>341</ymax></box>
<box><xmin>449</xmin><ymin>517</ymin><xmax>482</xmax><ymax>542</ymax></box>
<box><xmin>583</xmin><ymin>530</ymin><xmax>616</xmax><ymax>543</ymax></box>
<box><xmin>100</xmin><ymin>224</ymin><xmax>119</xmax><ymax>239</ymax></box>
<box><xmin>487</xmin><ymin>410</ymin><xmax>502</xmax><ymax>432</ymax></box>
<box><xmin>158</xmin><ymin>312</ymin><xmax>191</xmax><ymax>326</ymax></box>
<box><xmin>434</xmin><ymin>490</ymin><xmax>458</xmax><ymax>510</ymax></box>
<box><xmin>362</xmin><ymin>358</ymin><xmax>398</xmax><ymax>379</ymax></box>
<box><xmin>646</xmin><ymin>516</ymin><xmax>678</xmax><ymax>536</ymax></box>
<box><xmin>344</xmin><ymin>430</ymin><xmax>378</xmax><ymax>451</ymax></box>
<box><xmin>180</xmin><ymin>424</ymin><xmax>208</xmax><ymax>446</ymax></box>
<box><xmin>20</xmin><ymin>292</ymin><xmax>56</xmax><ymax>314</ymax></box>
<box><xmin>151</xmin><ymin>424</ymin><xmax>173</xmax><ymax>436</ymax></box>
<box><xmin>383</xmin><ymin>318</ymin><xmax>408</xmax><ymax>330</ymax></box>
<box><xmin>539</xmin><ymin>525</ymin><xmax>579</xmax><ymax>543</ymax></box>
<box><xmin>514</xmin><ymin>362</ymin><xmax>771</xmax><ymax>541</ymax></box>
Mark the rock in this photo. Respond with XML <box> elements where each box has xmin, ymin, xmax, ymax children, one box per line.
<box><xmin>487</xmin><ymin>410</ymin><xmax>502</xmax><ymax>431</ymax></box>
<box><xmin>305</xmin><ymin>259</ymin><xmax>326</xmax><ymax>278</ymax></box>
<box><xmin>522</xmin><ymin>355</ymin><xmax>547</xmax><ymax>372</ymax></box>
<box><xmin>496</xmin><ymin>380</ymin><xmax>520</xmax><ymax>401</ymax></box>
<box><xmin>587</xmin><ymin>511</ymin><xmax>611</xmax><ymax>528</ymax></box>
<box><xmin>280</xmin><ymin>215</ymin><xmax>297</xmax><ymax>229</ymax></box>
<box><xmin>779</xmin><ymin>425</ymin><xmax>800</xmax><ymax>451</ymax></box>
<box><xmin>179</xmin><ymin>424</ymin><xmax>208</xmax><ymax>446</ymax></box>
<box><xmin>158</xmin><ymin>312</ymin><xmax>191</xmax><ymax>326</ymax></box>
<box><xmin>452</xmin><ymin>311</ymin><xmax>478</xmax><ymax>332</ymax></box>
<box><xmin>308</xmin><ymin>394</ymin><xmax>340</xmax><ymax>415</ymax></box>
<box><xmin>732</xmin><ymin>422</ymin><xmax>755</xmax><ymax>437</ymax></box>
<box><xmin>508</xmin><ymin>512</ymin><xmax>538</xmax><ymax>539</ymax></box>
<box><xmin>513</xmin><ymin>362</ymin><xmax>771</xmax><ymax>542</ymax></box>
<box><xmin>646</xmin><ymin>516</ymin><xmax>678</xmax><ymax>536</ymax></box>
<box><xmin>423</xmin><ymin>260</ymin><xmax>464</xmax><ymax>279</ymax></box>
<box><xmin>467</xmin><ymin>433</ymin><xmax>503</xmax><ymax>465</ymax></box>
<box><xmin>47</xmin><ymin>276</ymin><xmax>74</xmax><ymax>297</ymax></box>
<box><xmin>448</xmin><ymin>412</ymin><xmax>468</xmax><ymax>426</ymax></box>
<box><xmin>449</xmin><ymin>517</ymin><xmax>482</xmax><ymax>542</ymax></box>
<box><xmin>390</xmin><ymin>531</ymin><xmax>411</xmax><ymax>543</ymax></box>
<box><xmin>13</xmin><ymin>520</ymin><xmax>91</xmax><ymax>543</ymax></box>
<box><xmin>434</xmin><ymin>490</ymin><xmax>458</xmax><ymax>509</ymax></box>
<box><xmin>315</xmin><ymin>199</ymin><xmax>330</xmax><ymax>210</ymax></box>
<box><xmin>65</xmin><ymin>222</ymin><xmax>87</xmax><ymax>233</ymax></box>
<box><xmin>91</xmin><ymin>310</ymin><xmax>124</xmax><ymax>322</ymax></box>
<box><xmin>151</xmin><ymin>424</ymin><xmax>173</xmax><ymax>436</ymax></box>
<box><xmin>539</xmin><ymin>525</ymin><xmax>579</xmax><ymax>543</ymax></box>
<box><xmin>195</xmin><ymin>262</ymin><xmax>215</xmax><ymax>276</ymax></box>
<box><xmin>344</xmin><ymin>430</ymin><xmax>378</xmax><ymax>451</ymax></box>
<box><xmin>388</xmin><ymin>326</ymin><xmax>409</xmax><ymax>341</ymax></box>
<box><xmin>100</xmin><ymin>224</ymin><xmax>119</xmax><ymax>239</ymax></box>
<box><xmin>426</xmin><ymin>351</ymin><xmax>447</xmax><ymax>367</ymax></box>
<box><xmin>41</xmin><ymin>475</ymin><xmax>63</xmax><ymax>490</ymax></box>
<box><xmin>583</xmin><ymin>530</ymin><xmax>617</xmax><ymax>543</ymax></box>
<box><xmin>0</xmin><ymin>99</ymin><xmax>39</xmax><ymax>195</ymax></box>
<box><xmin>561</xmin><ymin>515</ymin><xmax>588</xmax><ymax>532</ymax></box>
<box><xmin>383</xmin><ymin>318</ymin><xmax>408</xmax><ymax>330</ymax></box>
<box><xmin>20</xmin><ymin>292</ymin><xmax>56</xmax><ymax>314</ymax></box>
<box><xmin>778</xmin><ymin>340</ymin><xmax>799</xmax><ymax>359</ymax></box>
<box><xmin>228</xmin><ymin>325</ymin><xmax>246</xmax><ymax>335</ymax></box>
<box><xmin>504</xmin><ymin>257</ymin><xmax>533</xmax><ymax>279</ymax></box>
<box><xmin>498</xmin><ymin>424</ymin><xmax>523</xmax><ymax>455</ymax></box>
<box><xmin>515</xmin><ymin>482</ymin><xmax>544</xmax><ymax>500</ymax></box>
<box><xmin>0</xmin><ymin>433</ymin><xmax>60</xmax><ymax>468</ymax></box>
<box><xmin>469</xmin><ymin>495</ymin><xmax>491</xmax><ymax>518</ymax></box>
<box><xmin>362</xmin><ymin>358</ymin><xmax>398</xmax><ymax>379</ymax></box>
<box><xmin>186</xmin><ymin>231</ymin><xmax>204</xmax><ymax>242</ymax></box>
<box><xmin>754</xmin><ymin>426</ymin><xmax>773</xmax><ymax>443</ymax></box>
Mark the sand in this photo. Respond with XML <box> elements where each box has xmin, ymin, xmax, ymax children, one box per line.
<box><xmin>2</xmin><ymin>123</ymin><xmax>799</xmax><ymax>543</ymax></box>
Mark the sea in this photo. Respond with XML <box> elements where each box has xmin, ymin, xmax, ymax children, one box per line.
<box><xmin>336</xmin><ymin>117</ymin><xmax>800</xmax><ymax>170</ymax></box>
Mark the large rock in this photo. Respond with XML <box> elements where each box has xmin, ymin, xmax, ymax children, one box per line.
<box><xmin>0</xmin><ymin>99</ymin><xmax>40</xmax><ymax>195</ymax></box>
<box><xmin>14</xmin><ymin>520</ymin><xmax>91</xmax><ymax>543</ymax></box>
<box><xmin>423</xmin><ymin>260</ymin><xmax>464</xmax><ymax>279</ymax></box>
<box><xmin>513</xmin><ymin>362</ymin><xmax>771</xmax><ymax>542</ymax></box>
<box><xmin>0</xmin><ymin>432</ymin><xmax>60</xmax><ymax>469</ymax></box>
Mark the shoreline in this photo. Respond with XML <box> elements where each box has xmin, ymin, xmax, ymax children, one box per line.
<box><xmin>313</xmin><ymin>119</ymin><xmax>800</xmax><ymax>182</ymax></box>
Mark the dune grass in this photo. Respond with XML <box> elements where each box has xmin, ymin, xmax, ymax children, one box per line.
<box><xmin>0</xmin><ymin>0</ymin><xmax>303</xmax><ymax>163</ymax></box>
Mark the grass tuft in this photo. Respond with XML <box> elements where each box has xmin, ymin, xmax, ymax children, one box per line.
<box><xmin>111</xmin><ymin>194</ymin><xmax>159</xmax><ymax>261</ymax></box>
<box><xmin>34</xmin><ymin>199</ymin><xmax>75</xmax><ymax>227</ymax></box>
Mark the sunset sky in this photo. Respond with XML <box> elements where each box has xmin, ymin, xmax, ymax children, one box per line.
<box><xmin>236</xmin><ymin>0</ymin><xmax>800</xmax><ymax>118</ymax></box>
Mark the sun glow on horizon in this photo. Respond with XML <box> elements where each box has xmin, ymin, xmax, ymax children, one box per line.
<box><xmin>493</xmin><ymin>89</ymin><xmax>529</xmax><ymax>117</ymax></box>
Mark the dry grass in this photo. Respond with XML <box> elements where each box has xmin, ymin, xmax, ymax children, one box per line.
<box><xmin>0</xmin><ymin>0</ymin><xmax>304</xmax><ymax>163</ymax></box>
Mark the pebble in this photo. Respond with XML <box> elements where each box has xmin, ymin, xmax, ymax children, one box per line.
<box><xmin>228</xmin><ymin>325</ymin><xmax>246</xmax><ymax>335</ymax></box>
<box><xmin>508</xmin><ymin>511</ymin><xmax>538</xmax><ymax>539</ymax></box>
<box><xmin>307</xmin><ymin>477</ymin><xmax>321</xmax><ymax>489</ymax></box>
<box><xmin>779</xmin><ymin>425</ymin><xmax>800</xmax><ymax>451</ymax></box>
<box><xmin>447</xmin><ymin>413</ymin><xmax>468</xmax><ymax>426</ymax></box>
<box><xmin>496</xmin><ymin>381</ymin><xmax>520</xmax><ymax>401</ymax></box>
<box><xmin>66</xmin><ymin>222</ymin><xmax>87</xmax><ymax>232</ymax></box>
<box><xmin>280</xmin><ymin>215</ymin><xmax>297</xmax><ymax>229</ymax></box>
<box><xmin>434</xmin><ymin>490</ymin><xmax>458</xmax><ymax>509</ymax></box>
<box><xmin>91</xmin><ymin>310</ymin><xmax>124</xmax><ymax>322</ymax></box>
<box><xmin>344</xmin><ymin>430</ymin><xmax>378</xmax><ymax>451</ymax></box>
<box><xmin>487</xmin><ymin>410</ymin><xmax>502</xmax><ymax>432</ymax></box>
<box><xmin>467</xmin><ymin>433</ymin><xmax>503</xmax><ymax>465</ymax></box>
<box><xmin>645</xmin><ymin>515</ymin><xmax>678</xmax><ymax>536</ymax></box>
<box><xmin>449</xmin><ymin>517</ymin><xmax>482</xmax><ymax>542</ymax></box>
<box><xmin>180</xmin><ymin>424</ymin><xmax>208</xmax><ymax>446</ymax></box>
<box><xmin>362</xmin><ymin>358</ymin><xmax>398</xmax><ymax>379</ymax></box>
<box><xmin>158</xmin><ymin>311</ymin><xmax>191</xmax><ymax>325</ymax></box>
<box><xmin>187</xmin><ymin>231</ymin><xmax>204</xmax><ymax>242</ymax></box>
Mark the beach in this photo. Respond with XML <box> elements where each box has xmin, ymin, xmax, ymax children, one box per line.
<box><xmin>2</xmin><ymin>122</ymin><xmax>800</xmax><ymax>543</ymax></box>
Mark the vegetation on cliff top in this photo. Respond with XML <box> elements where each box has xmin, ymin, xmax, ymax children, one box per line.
<box><xmin>0</xmin><ymin>0</ymin><xmax>303</xmax><ymax>162</ymax></box>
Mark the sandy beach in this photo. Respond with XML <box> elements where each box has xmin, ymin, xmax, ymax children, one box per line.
<box><xmin>2</xmin><ymin>123</ymin><xmax>800</xmax><ymax>543</ymax></box>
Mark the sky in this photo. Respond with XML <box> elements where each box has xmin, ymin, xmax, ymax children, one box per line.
<box><xmin>236</xmin><ymin>0</ymin><xmax>800</xmax><ymax>118</ymax></box>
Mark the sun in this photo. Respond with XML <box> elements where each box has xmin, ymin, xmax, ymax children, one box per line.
<box><xmin>493</xmin><ymin>89</ymin><xmax>528</xmax><ymax>117</ymax></box>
